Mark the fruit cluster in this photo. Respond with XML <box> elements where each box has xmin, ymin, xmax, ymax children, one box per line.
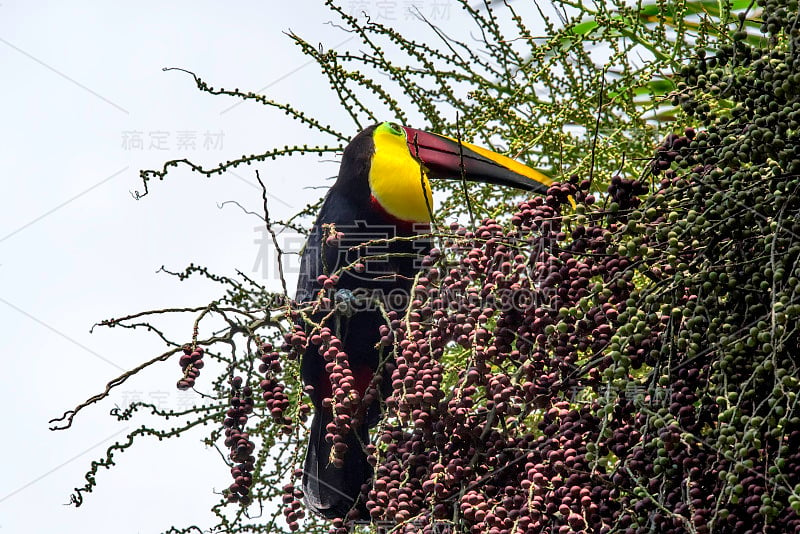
<box><xmin>176</xmin><ymin>345</ymin><xmax>204</xmax><ymax>390</ymax></box>
<box><xmin>282</xmin><ymin>481</ymin><xmax>306</xmax><ymax>531</ymax></box>
<box><xmin>224</xmin><ymin>376</ymin><xmax>256</xmax><ymax>505</ymax></box>
<box><xmin>312</xmin><ymin>327</ymin><xmax>361</xmax><ymax>467</ymax></box>
<box><xmin>259</xmin><ymin>342</ymin><xmax>294</xmax><ymax>427</ymax></box>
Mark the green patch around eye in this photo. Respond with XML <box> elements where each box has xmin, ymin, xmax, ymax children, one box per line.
<box><xmin>382</xmin><ymin>122</ymin><xmax>404</xmax><ymax>136</ymax></box>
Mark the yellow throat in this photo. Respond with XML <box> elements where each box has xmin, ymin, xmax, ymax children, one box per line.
<box><xmin>368</xmin><ymin>122</ymin><xmax>434</xmax><ymax>223</ymax></box>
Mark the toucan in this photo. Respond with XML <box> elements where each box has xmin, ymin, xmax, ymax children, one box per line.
<box><xmin>296</xmin><ymin>121</ymin><xmax>551</xmax><ymax>520</ymax></box>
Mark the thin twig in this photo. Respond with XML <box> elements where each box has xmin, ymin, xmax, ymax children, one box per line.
<box><xmin>588</xmin><ymin>69</ymin><xmax>606</xmax><ymax>191</ymax></box>
<box><xmin>256</xmin><ymin>170</ymin><xmax>289</xmax><ymax>296</ymax></box>
<box><xmin>456</xmin><ymin>112</ymin><xmax>476</xmax><ymax>226</ymax></box>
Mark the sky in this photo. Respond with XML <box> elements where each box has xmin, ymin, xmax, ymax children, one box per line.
<box><xmin>0</xmin><ymin>2</ymin><xmax>469</xmax><ymax>533</ymax></box>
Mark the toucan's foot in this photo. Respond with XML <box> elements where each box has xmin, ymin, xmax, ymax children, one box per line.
<box><xmin>334</xmin><ymin>288</ymin><xmax>357</xmax><ymax>317</ymax></box>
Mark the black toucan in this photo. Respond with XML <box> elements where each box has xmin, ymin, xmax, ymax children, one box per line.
<box><xmin>296</xmin><ymin>122</ymin><xmax>551</xmax><ymax>520</ymax></box>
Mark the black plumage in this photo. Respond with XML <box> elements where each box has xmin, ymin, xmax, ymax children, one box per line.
<box><xmin>296</xmin><ymin>125</ymin><xmax>428</xmax><ymax>519</ymax></box>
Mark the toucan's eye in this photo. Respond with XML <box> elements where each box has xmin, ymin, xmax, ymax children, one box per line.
<box><xmin>385</xmin><ymin>122</ymin><xmax>404</xmax><ymax>136</ymax></box>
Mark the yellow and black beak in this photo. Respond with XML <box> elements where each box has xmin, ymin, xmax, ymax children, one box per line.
<box><xmin>401</xmin><ymin>126</ymin><xmax>552</xmax><ymax>194</ymax></box>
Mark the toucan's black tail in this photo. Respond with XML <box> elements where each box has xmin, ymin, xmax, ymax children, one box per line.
<box><xmin>302</xmin><ymin>409</ymin><xmax>371</xmax><ymax>520</ymax></box>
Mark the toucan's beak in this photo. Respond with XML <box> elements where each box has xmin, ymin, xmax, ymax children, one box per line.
<box><xmin>401</xmin><ymin>126</ymin><xmax>552</xmax><ymax>194</ymax></box>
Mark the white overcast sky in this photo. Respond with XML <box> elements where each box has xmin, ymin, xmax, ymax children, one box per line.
<box><xmin>0</xmin><ymin>2</ymin><xmax>486</xmax><ymax>533</ymax></box>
